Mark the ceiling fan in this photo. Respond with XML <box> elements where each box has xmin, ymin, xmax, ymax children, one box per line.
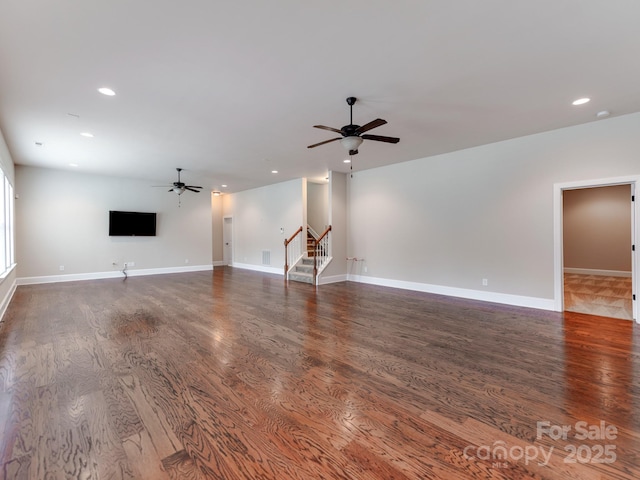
<box><xmin>307</xmin><ymin>97</ymin><xmax>400</xmax><ymax>155</ymax></box>
<box><xmin>154</xmin><ymin>168</ymin><xmax>202</xmax><ymax>195</ymax></box>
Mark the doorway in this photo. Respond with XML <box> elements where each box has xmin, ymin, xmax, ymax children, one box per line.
<box><xmin>554</xmin><ymin>177</ymin><xmax>638</xmax><ymax>322</ymax></box>
<box><xmin>223</xmin><ymin>216</ymin><xmax>233</xmax><ymax>266</ymax></box>
<box><xmin>563</xmin><ymin>185</ymin><xmax>632</xmax><ymax>319</ymax></box>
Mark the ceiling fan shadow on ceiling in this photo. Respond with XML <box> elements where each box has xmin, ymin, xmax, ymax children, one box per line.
<box><xmin>307</xmin><ymin>97</ymin><xmax>400</xmax><ymax>155</ymax></box>
<box><xmin>153</xmin><ymin>168</ymin><xmax>203</xmax><ymax>206</ymax></box>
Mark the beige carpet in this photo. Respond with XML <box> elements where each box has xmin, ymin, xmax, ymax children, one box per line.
<box><xmin>564</xmin><ymin>273</ymin><xmax>633</xmax><ymax>320</ymax></box>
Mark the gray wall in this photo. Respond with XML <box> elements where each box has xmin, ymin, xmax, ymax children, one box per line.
<box><xmin>322</xmin><ymin>171</ymin><xmax>347</xmax><ymax>280</ymax></box>
<box><xmin>211</xmin><ymin>193</ymin><xmax>224</xmax><ymax>264</ymax></box>
<box><xmin>348</xmin><ymin>112</ymin><xmax>640</xmax><ymax>301</ymax></box>
<box><xmin>307</xmin><ymin>181</ymin><xmax>328</xmax><ymax>234</ymax></box>
<box><xmin>0</xmin><ymin>128</ymin><xmax>15</xmax><ymax>315</ymax></box>
<box><xmin>16</xmin><ymin>166</ymin><xmax>213</xmax><ymax>279</ymax></box>
<box><xmin>563</xmin><ymin>185</ymin><xmax>631</xmax><ymax>272</ymax></box>
<box><xmin>222</xmin><ymin>178</ymin><xmax>303</xmax><ymax>270</ymax></box>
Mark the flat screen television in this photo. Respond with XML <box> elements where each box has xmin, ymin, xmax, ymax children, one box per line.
<box><xmin>109</xmin><ymin>210</ymin><xmax>157</xmax><ymax>236</ymax></box>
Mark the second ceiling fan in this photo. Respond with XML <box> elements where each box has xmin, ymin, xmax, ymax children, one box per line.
<box><xmin>307</xmin><ymin>97</ymin><xmax>400</xmax><ymax>155</ymax></box>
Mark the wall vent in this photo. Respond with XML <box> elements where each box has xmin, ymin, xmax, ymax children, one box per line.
<box><xmin>262</xmin><ymin>250</ymin><xmax>271</xmax><ymax>265</ymax></box>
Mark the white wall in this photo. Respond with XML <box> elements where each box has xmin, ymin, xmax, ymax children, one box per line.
<box><xmin>211</xmin><ymin>193</ymin><xmax>224</xmax><ymax>264</ymax></box>
<box><xmin>322</xmin><ymin>171</ymin><xmax>347</xmax><ymax>281</ymax></box>
<box><xmin>0</xmin><ymin>128</ymin><xmax>16</xmax><ymax>317</ymax></box>
<box><xmin>16</xmin><ymin>166</ymin><xmax>212</xmax><ymax>280</ymax></box>
<box><xmin>349</xmin><ymin>112</ymin><xmax>640</xmax><ymax>303</ymax></box>
<box><xmin>307</xmin><ymin>181</ymin><xmax>328</xmax><ymax>234</ymax></box>
<box><xmin>222</xmin><ymin>179</ymin><xmax>303</xmax><ymax>271</ymax></box>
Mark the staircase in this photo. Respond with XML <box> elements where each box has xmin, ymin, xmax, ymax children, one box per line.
<box><xmin>284</xmin><ymin>225</ymin><xmax>332</xmax><ymax>285</ymax></box>
<box><xmin>288</xmin><ymin>257</ymin><xmax>314</xmax><ymax>284</ymax></box>
<box><xmin>307</xmin><ymin>231</ymin><xmax>316</xmax><ymax>256</ymax></box>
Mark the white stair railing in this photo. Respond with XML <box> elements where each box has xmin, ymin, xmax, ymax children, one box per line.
<box><xmin>313</xmin><ymin>226</ymin><xmax>332</xmax><ymax>284</ymax></box>
<box><xmin>284</xmin><ymin>226</ymin><xmax>303</xmax><ymax>280</ymax></box>
<box><xmin>307</xmin><ymin>225</ymin><xmax>320</xmax><ymax>240</ymax></box>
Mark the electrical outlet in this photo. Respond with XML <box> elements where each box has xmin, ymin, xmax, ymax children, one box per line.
<box><xmin>363</xmin><ymin>266</ymin><xmax>368</xmax><ymax>273</ymax></box>
<box><xmin>126</xmin><ymin>261</ymin><xmax>135</xmax><ymax>267</ymax></box>
<box><xmin>482</xmin><ymin>278</ymin><xmax>488</xmax><ymax>286</ymax></box>
<box><xmin>185</xmin><ymin>258</ymin><xmax>189</xmax><ymax>264</ymax></box>
<box><xmin>59</xmin><ymin>265</ymin><xmax>65</xmax><ymax>271</ymax></box>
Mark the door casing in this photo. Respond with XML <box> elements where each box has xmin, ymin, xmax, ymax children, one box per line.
<box><xmin>554</xmin><ymin>175</ymin><xmax>639</xmax><ymax>322</ymax></box>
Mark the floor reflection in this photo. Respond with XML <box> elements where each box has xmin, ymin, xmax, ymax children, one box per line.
<box><xmin>563</xmin><ymin>312</ymin><xmax>637</xmax><ymax>431</ymax></box>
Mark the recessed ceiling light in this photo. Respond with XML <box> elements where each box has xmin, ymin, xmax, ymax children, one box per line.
<box><xmin>80</xmin><ymin>132</ymin><xmax>94</xmax><ymax>138</ymax></box>
<box><xmin>572</xmin><ymin>97</ymin><xmax>590</xmax><ymax>106</ymax></box>
<box><xmin>212</xmin><ymin>191</ymin><xmax>221</xmax><ymax>196</ymax></box>
<box><xmin>69</xmin><ymin>163</ymin><xmax>78</xmax><ymax>167</ymax></box>
<box><xmin>98</xmin><ymin>87</ymin><xmax>116</xmax><ymax>96</ymax></box>
<box><xmin>596</xmin><ymin>110</ymin><xmax>610</xmax><ymax>118</ymax></box>
<box><xmin>271</xmin><ymin>170</ymin><xmax>278</xmax><ymax>174</ymax></box>
<box><xmin>221</xmin><ymin>184</ymin><xmax>228</xmax><ymax>188</ymax></box>
<box><xmin>343</xmin><ymin>158</ymin><xmax>351</xmax><ymax>163</ymax></box>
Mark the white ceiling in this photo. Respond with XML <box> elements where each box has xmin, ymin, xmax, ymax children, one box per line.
<box><xmin>1</xmin><ymin>1</ymin><xmax>639</xmax><ymax>193</ymax></box>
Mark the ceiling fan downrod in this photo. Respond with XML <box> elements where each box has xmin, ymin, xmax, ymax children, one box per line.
<box><xmin>346</xmin><ymin>97</ymin><xmax>357</xmax><ymax>125</ymax></box>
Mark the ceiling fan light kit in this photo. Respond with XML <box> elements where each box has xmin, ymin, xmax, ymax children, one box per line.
<box><xmin>341</xmin><ymin>136</ymin><xmax>363</xmax><ymax>154</ymax></box>
<box><xmin>308</xmin><ymin>97</ymin><xmax>400</xmax><ymax>155</ymax></box>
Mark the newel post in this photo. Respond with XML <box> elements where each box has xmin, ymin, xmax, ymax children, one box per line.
<box><xmin>284</xmin><ymin>238</ymin><xmax>289</xmax><ymax>279</ymax></box>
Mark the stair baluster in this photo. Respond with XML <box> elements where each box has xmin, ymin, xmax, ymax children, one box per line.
<box><xmin>284</xmin><ymin>226</ymin><xmax>303</xmax><ymax>281</ymax></box>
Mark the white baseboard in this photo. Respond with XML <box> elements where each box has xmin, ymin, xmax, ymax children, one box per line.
<box><xmin>564</xmin><ymin>268</ymin><xmax>632</xmax><ymax>277</ymax></box>
<box><xmin>318</xmin><ymin>274</ymin><xmax>348</xmax><ymax>285</ymax></box>
<box><xmin>0</xmin><ymin>279</ymin><xmax>17</xmax><ymax>323</ymax></box>
<box><xmin>212</xmin><ymin>260</ymin><xmax>227</xmax><ymax>267</ymax></box>
<box><xmin>17</xmin><ymin>264</ymin><xmax>213</xmax><ymax>286</ymax></box>
<box><xmin>230</xmin><ymin>263</ymin><xmax>283</xmax><ymax>276</ymax></box>
<box><xmin>347</xmin><ymin>274</ymin><xmax>555</xmax><ymax>311</ymax></box>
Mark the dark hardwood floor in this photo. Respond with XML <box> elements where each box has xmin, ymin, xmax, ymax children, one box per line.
<box><xmin>1</xmin><ymin>267</ymin><xmax>639</xmax><ymax>479</ymax></box>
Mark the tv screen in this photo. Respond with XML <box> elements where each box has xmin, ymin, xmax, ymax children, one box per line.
<box><xmin>109</xmin><ymin>211</ymin><xmax>157</xmax><ymax>236</ymax></box>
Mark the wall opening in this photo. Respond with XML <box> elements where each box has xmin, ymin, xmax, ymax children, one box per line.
<box><xmin>554</xmin><ymin>176</ymin><xmax>638</xmax><ymax>323</ymax></box>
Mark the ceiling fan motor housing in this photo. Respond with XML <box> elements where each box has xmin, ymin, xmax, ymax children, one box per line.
<box><xmin>307</xmin><ymin>95</ymin><xmax>399</xmax><ymax>153</ymax></box>
<box><xmin>341</xmin><ymin>124</ymin><xmax>360</xmax><ymax>136</ymax></box>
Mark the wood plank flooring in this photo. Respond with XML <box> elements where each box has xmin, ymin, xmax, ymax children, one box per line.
<box><xmin>1</xmin><ymin>267</ymin><xmax>639</xmax><ymax>479</ymax></box>
<box><xmin>564</xmin><ymin>273</ymin><xmax>633</xmax><ymax>320</ymax></box>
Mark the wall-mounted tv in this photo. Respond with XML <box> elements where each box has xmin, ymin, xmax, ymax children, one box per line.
<box><xmin>109</xmin><ymin>210</ymin><xmax>157</xmax><ymax>236</ymax></box>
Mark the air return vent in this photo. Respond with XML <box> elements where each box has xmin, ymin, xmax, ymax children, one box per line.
<box><xmin>262</xmin><ymin>250</ymin><xmax>271</xmax><ymax>266</ymax></box>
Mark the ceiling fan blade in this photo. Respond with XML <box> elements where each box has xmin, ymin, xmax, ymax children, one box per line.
<box><xmin>186</xmin><ymin>185</ymin><xmax>203</xmax><ymax>189</ymax></box>
<box><xmin>361</xmin><ymin>134</ymin><xmax>400</xmax><ymax>144</ymax></box>
<box><xmin>185</xmin><ymin>187</ymin><xmax>201</xmax><ymax>193</ymax></box>
<box><xmin>313</xmin><ymin>125</ymin><xmax>342</xmax><ymax>134</ymax></box>
<box><xmin>307</xmin><ymin>137</ymin><xmax>341</xmax><ymax>149</ymax></box>
<box><xmin>355</xmin><ymin>118</ymin><xmax>387</xmax><ymax>134</ymax></box>
<box><xmin>152</xmin><ymin>185</ymin><xmax>172</xmax><ymax>187</ymax></box>
<box><xmin>168</xmin><ymin>188</ymin><xmax>175</xmax><ymax>192</ymax></box>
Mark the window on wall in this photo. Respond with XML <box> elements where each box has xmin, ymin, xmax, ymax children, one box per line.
<box><xmin>0</xmin><ymin>169</ymin><xmax>14</xmax><ymax>275</ymax></box>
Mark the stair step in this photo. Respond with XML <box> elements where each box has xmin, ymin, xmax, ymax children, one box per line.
<box><xmin>295</xmin><ymin>265</ymin><xmax>313</xmax><ymax>274</ymax></box>
<box><xmin>288</xmin><ymin>272</ymin><xmax>313</xmax><ymax>284</ymax></box>
<box><xmin>301</xmin><ymin>258</ymin><xmax>314</xmax><ymax>265</ymax></box>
